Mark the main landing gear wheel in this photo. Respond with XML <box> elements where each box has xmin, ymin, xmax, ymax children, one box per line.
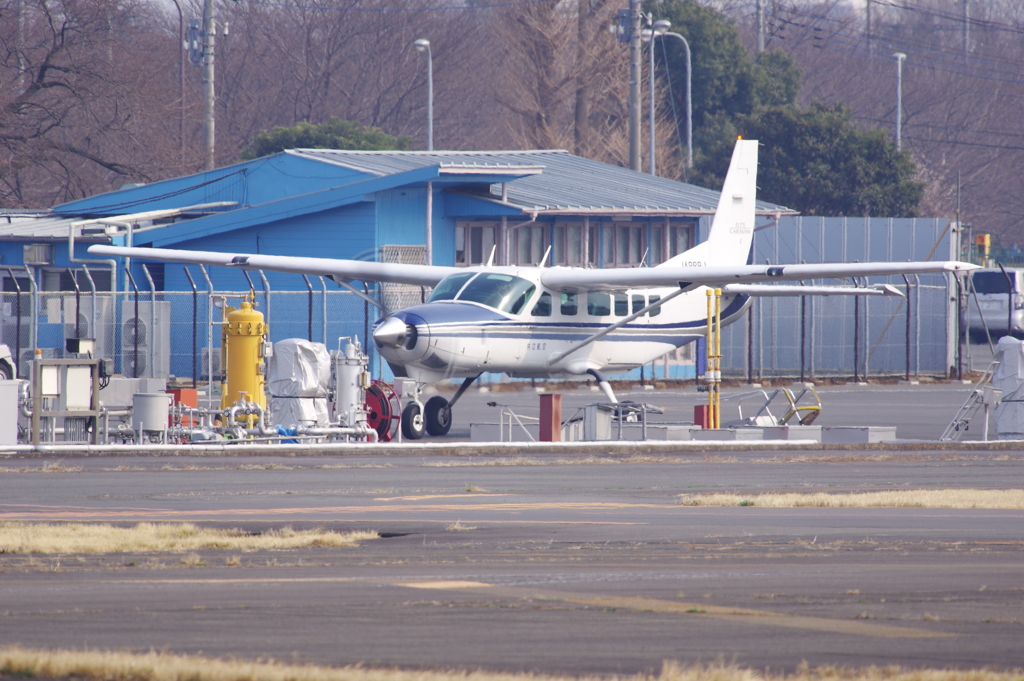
<box><xmin>401</xmin><ymin>401</ymin><xmax>426</xmax><ymax>440</ymax></box>
<box><xmin>424</xmin><ymin>395</ymin><xmax>453</xmax><ymax>436</ymax></box>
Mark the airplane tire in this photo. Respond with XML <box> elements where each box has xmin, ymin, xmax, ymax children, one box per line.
<box><xmin>401</xmin><ymin>401</ymin><xmax>425</xmax><ymax>440</ymax></box>
<box><xmin>424</xmin><ymin>396</ymin><xmax>452</xmax><ymax>437</ymax></box>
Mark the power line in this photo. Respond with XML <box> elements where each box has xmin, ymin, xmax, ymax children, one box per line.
<box><xmin>239</xmin><ymin>0</ymin><xmax>551</xmax><ymax>12</ymax></box>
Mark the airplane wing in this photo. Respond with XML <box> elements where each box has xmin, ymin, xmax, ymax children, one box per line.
<box><xmin>724</xmin><ymin>284</ymin><xmax>905</xmax><ymax>297</ymax></box>
<box><xmin>87</xmin><ymin>245</ymin><xmax>460</xmax><ymax>287</ymax></box>
<box><xmin>540</xmin><ymin>261</ymin><xmax>977</xmax><ymax>292</ymax></box>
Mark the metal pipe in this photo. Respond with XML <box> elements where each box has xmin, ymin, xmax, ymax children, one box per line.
<box><xmin>80</xmin><ymin>265</ymin><xmax>97</xmax><ymax>353</ymax></box>
<box><xmin>258</xmin><ymin>271</ymin><xmax>271</xmax><ymax>328</ymax></box>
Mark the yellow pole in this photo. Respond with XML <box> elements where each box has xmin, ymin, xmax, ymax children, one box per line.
<box><xmin>706</xmin><ymin>290</ymin><xmax>713</xmax><ymax>427</ymax></box>
<box><xmin>714</xmin><ymin>287</ymin><xmax>722</xmax><ymax>429</ymax></box>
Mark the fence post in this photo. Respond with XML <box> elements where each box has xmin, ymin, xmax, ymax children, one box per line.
<box><xmin>800</xmin><ymin>293</ymin><xmax>806</xmax><ymax>383</ymax></box>
<box><xmin>184</xmin><ymin>267</ymin><xmax>198</xmax><ymax>388</ymax></box>
<box><xmin>302</xmin><ymin>275</ymin><xmax>313</xmax><ymax>342</ymax></box>
<box><xmin>901</xmin><ymin>274</ymin><xmax>911</xmax><ymax>381</ymax></box>
<box><xmin>853</xmin><ymin>283</ymin><xmax>860</xmax><ymax>383</ymax></box>
<box><xmin>320</xmin><ymin>276</ymin><xmax>328</xmax><ymax>345</ymax></box>
<box><xmin>125</xmin><ymin>269</ymin><xmax>140</xmax><ymax>378</ymax></box>
<box><xmin>23</xmin><ymin>265</ymin><xmax>37</xmax><ymax>364</ymax></box>
<box><xmin>6</xmin><ymin>268</ymin><xmax>22</xmax><ymax>376</ymax></box>
<box><xmin>142</xmin><ymin>264</ymin><xmax>157</xmax><ymax>379</ymax></box>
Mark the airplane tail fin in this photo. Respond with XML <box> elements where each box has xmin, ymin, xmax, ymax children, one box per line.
<box><xmin>659</xmin><ymin>138</ymin><xmax>758</xmax><ymax>268</ymax></box>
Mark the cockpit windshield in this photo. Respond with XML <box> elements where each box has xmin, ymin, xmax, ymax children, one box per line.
<box><xmin>428</xmin><ymin>272</ymin><xmax>536</xmax><ymax>314</ymax></box>
<box><xmin>427</xmin><ymin>272</ymin><xmax>476</xmax><ymax>302</ymax></box>
<box><xmin>458</xmin><ymin>273</ymin><xmax>536</xmax><ymax>314</ymax></box>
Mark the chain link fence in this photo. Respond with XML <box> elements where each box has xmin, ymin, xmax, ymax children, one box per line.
<box><xmin>720</xmin><ymin>217</ymin><xmax>959</xmax><ymax>379</ymax></box>
<box><xmin>1</xmin><ymin>283</ymin><xmax>377</xmax><ymax>382</ymax></box>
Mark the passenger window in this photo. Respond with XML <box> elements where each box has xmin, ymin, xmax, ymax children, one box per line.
<box><xmin>587</xmin><ymin>292</ymin><xmax>610</xmax><ymax>316</ymax></box>
<box><xmin>560</xmin><ymin>292</ymin><xmax>578</xmax><ymax>316</ymax></box>
<box><xmin>614</xmin><ymin>295</ymin><xmax>629</xmax><ymax>316</ymax></box>
<box><xmin>632</xmin><ymin>294</ymin><xmax>646</xmax><ymax>315</ymax></box>
<box><xmin>649</xmin><ymin>295</ymin><xmax>661</xmax><ymax>317</ymax></box>
<box><xmin>531</xmin><ymin>292</ymin><xmax>552</xmax><ymax>317</ymax></box>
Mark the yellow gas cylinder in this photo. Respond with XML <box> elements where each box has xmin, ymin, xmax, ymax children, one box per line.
<box><xmin>220</xmin><ymin>298</ymin><xmax>268</xmax><ymax>411</ymax></box>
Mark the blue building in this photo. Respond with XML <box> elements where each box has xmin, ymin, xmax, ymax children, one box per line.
<box><xmin>0</xmin><ymin>149</ymin><xmax>787</xmax><ymax>380</ymax></box>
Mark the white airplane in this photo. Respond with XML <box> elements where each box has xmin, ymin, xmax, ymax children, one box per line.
<box><xmin>90</xmin><ymin>139</ymin><xmax>976</xmax><ymax>439</ymax></box>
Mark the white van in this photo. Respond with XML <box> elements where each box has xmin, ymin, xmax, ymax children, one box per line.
<box><xmin>967</xmin><ymin>268</ymin><xmax>1024</xmax><ymax>340</ymax></box>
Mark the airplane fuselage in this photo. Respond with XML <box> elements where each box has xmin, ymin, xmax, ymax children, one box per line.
<box><xmin>373</xmin><ymin>266</ymin><xmax>751</xmax><ymax>383</ymax></box>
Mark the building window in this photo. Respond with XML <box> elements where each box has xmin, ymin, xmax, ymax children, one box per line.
<box><xmin>455</xmin><ymin>222</ymin><xmax>497</xmax><ymax>266</ymax></box>
<box><xmin>598</xmin><ymin>222</ymin><xmax>646</xmax><ymax>268</ymax></box>
<box><xmin>650</xmin><ymin>220</ymin><xmax>694</xmax><ymax>263</ymax></box>
<box><xmin>514</xmin><ymin>223</ymin><xmax>548</xmax><ymax>266</ymax></box>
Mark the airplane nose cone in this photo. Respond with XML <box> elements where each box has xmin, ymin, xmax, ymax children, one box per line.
<box><xmin>373</xmin><ymin>316</ymin><xmax>408</xmax><ymax>348</ymax></box>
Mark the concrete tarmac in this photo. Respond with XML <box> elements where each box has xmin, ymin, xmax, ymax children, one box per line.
<box><xmin>3</xmin><ymin>445</ymin><xmax>1024</xmax><ymax>673</ymax></box>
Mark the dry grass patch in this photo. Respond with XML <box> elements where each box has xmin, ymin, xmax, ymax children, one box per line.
<box><xmin>677</xmin><ymin>489</ymin><xmax>1024</xmax><ymax>509</ymax></box>
<box><xmin>1</xmin><ymin>649</ymin><xmax>1022</xmax><ymax>681</ymax></box>
<box><xmin>445</xmin><ymin>521</ymin><xmax>477</xmax><ymax>532</ymax></box>
<box><xmin>0</xmin><ymin>522</ymin><xmax>377</xmax><ymax>554</ymax></box>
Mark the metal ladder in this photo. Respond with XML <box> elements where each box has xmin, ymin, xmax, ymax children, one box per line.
<box><xmin>940</xmin><ymin>359</ymin><xmax>999</xmax><ymax>441</ymax></box>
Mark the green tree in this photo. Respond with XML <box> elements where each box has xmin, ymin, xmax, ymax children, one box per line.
<box><xmin>240</xmin><ymin>118</ymin><xmax>410</xmax><ymax>160</ymax></box>
<box><xmin>695</xmin><ymin>105</ymin><xmax>922</xmax><ymax>217</ymax></box>
<box><xmin>646</xmin><ymin>0</ymin><xmax>799</xmax><ymax>127</ymax></box>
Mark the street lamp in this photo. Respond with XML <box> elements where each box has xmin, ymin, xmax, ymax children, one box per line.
<box><xmin>894</xmin><ymin>52</ymin><xmax>906</xmax><ymax>151</ymax></box>
<box><xmin>414</xmin><ymin>38</ymin><xmax>433</xmax><ymax>151</ymax></box>
<box><xmin>644</xmin><ymin>20</ymin><xmax>670</xmax><ymax>175</ymax></box>
<box><xmin>645</xmin><ymin>21</ymin><xmax>692</xmax><ymax>175</ymax></box>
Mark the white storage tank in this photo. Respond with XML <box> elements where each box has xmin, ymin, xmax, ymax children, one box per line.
<box><xmin>132</xmin><ymin>392</ymin><xmax>170</xmax><ymax>440</ymax></box>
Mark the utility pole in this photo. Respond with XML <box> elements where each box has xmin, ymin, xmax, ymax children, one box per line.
<box><xmin>628</xmin><ymin>0</ymin><xmax>643</xmax><ymax>172</ymax></box>
<box><xmin>894</xmin><ymin>52</ymin><xmax>906</xmax><ymax>152</ymax></box>
<box><xmin>202</xmin><ymin>0</ymin><xmax>216</xmax><ymax>170</ymax></box>
<box><xmin>755</xmin><ymin>0</ymin><xmax>764</xmax><ymax>53</ymax></box>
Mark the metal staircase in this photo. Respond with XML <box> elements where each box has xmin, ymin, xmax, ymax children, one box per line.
<box><xmin>940</xmin><ymin>359</ymin><xmax>1000</xmax><ymax>441</ymax></box>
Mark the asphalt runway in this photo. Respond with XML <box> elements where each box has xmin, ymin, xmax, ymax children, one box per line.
<box><xmin>3</xmin><ymin>446</ymin><xmax>1024</xmax><ymax>673</ymax></box>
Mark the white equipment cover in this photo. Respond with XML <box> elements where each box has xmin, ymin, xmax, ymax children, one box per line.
<box><xmin>268</xmin><ymin>339</ymin><xmax>331</xmax><ymax>427</ymax></box>
<box><xmin>992</xmin><ymin>336</ymin><xmax>1024</xmax><ymax>440</ymax></box>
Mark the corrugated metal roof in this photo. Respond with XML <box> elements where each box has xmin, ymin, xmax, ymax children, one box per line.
<box><xmin>291</xmin><ymin>149</ymin><xmax>793</xmax><ymax>216</ymax></box>
<box><xmin>0</xmin><ymin>214</ymin><xmax>82</xmax><ymax>239</ymax></box>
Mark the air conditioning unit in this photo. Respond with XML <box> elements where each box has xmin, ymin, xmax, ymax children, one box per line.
<box><xmin>45</xmin><ymin>295</ymin><xmax>114</xmax><ymax>359</ymax></box>
<box><xmin>200</xmin><ymin>347</ymin><xmax>222</xmax><ymax>380</ymax></box>
<box><xmin>120</xmin><ymin>300</ymin><xmax>171</xmax><ymax>378</ymax></box>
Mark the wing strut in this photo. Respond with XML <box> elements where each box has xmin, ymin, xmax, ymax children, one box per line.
<box><xmin>548</xmin><ymin>285</ymin><xmax>689</xmax><ymax>366</ymax></box>
<box><xmin>333</xmin><ymin>278</ymin><xmax>391</xmax><ymax>316</ymax></box>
